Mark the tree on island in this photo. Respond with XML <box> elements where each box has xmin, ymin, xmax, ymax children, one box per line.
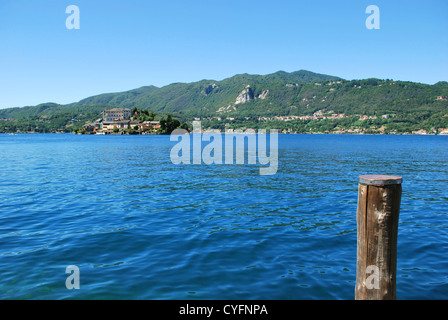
<box><xmin>159</xmin><ymin>114</ymin><xmax>189</xmax><ymax>134</ymax></box>
<box><xmin>180</xmin><ymin>123</ymin><xmax>189</xmax><ymax>131</ymax></box>
<box><xmin>160</xmin><ymin>114</ymin><xmax>180</xmax><ymax>134</ymax></box>
<box><xmin>131</xmin><ymin>107</ymin><xmax>156</xmax><ymax>122</ymax></box>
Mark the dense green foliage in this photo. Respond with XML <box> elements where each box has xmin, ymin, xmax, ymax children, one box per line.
<box><xmin>159</xmin><ymin>114</ymin><xmax>181</xmax><ymax>134</ymax></box>
<box><xmin>1</xmin><ymin>70</ymin><xmax>447</xmax><ymax>134</ymax></box>
<box><xmin>132</xmin><ymin>107</ymin><xmax>156</xmax><ymax>122</ymax></box>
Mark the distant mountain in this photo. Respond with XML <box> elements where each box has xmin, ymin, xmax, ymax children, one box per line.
<box><xmin>68</xmin><ymin>70</ymin><xmax>342</xmax><ymax>115</ymax></box>
<box><xmin>1</xmin><ymin>70</ymin><xmax>447</xmax><ymax>123</ymax></box>
<box><xmin>71</xmin><ymin>85</ymin><xmax>159</xmax><ymax>107</ymax></box>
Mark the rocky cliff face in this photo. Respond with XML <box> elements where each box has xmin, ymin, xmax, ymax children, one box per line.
<box><xmin>235</xmin><ymin>85</ymin><xmax>254</xmax><ymax>104</ymax></box>
<box><xmin>201</xmin><ymin>83</ymin><xmax>218</xmax><ymax>96</ymax></box>
<box><xmin>258</xmin><ymin>89</ymin><xmax>269</xmax><ymax>100</ymax></box>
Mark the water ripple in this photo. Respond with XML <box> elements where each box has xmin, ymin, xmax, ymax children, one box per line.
<box><xmin>0</xmin><ymin>134</ymin><xmax>447</xmax><ymax>299</ymax></box>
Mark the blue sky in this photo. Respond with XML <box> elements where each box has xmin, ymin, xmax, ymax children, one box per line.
<box><xmin>0</xmin><ymin>0</ymin><xmax>447</xmax><ymax>109</ymax></box>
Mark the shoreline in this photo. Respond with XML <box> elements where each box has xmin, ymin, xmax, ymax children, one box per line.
<box><xmin>2</xmin><ymin>132</ymin><xmax>447</xmax><ymax>136</ymax></box>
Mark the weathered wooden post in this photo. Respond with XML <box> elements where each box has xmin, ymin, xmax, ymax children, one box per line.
<box><xmin>355</xmin><ymin>175</ymin><xmax>402</xmax><ymax>300</ymax></box>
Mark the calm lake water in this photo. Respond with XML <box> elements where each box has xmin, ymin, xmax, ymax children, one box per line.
<box><xmin>0</xmin><ymin>133</ymin><xmax>447</xmax><ymax>300</ymax></box>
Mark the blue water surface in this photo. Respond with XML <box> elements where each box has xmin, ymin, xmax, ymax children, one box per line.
<box><xmin>0</xmin><ymin>133</ymin><xmax>447</xmax><ymax>299</ymax></box>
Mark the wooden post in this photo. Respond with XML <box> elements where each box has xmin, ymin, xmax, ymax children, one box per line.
<box><xmin>355</xmin><ymin>175</ymin><xmax>402</xmax><ymax>300</ymax></box>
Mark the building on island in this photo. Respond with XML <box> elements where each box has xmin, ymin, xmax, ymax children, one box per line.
<box><xmin>141</xmin><ymin>121</ymin><xmax>161</xmax><ymax>131</ymax></box>
<box><xmin>115</xmin><ymin>120</ymin><xmax>131</xmax><ymax>129</ymax></box>
<box><xmin>102</xmin><ymin>108</ymin><xmax>132</xmax><ymax>122</ymax></box>
<box><xmin>80</xmin><ymin>109</ymin><xmax>162</xmax><ymax>134</ymax></box>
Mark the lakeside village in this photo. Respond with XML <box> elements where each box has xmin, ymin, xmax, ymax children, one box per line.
<box><xmin>77</xmin><ymin>107</ymin><xmax>448</xmax><ymax>136</ymax></box>
<box><xmin>196</xmin><ymin>107</ymin><xmax>448</xmax><ymax>135</ymax></box>
<box><xmin>3</xmin><ymin>102</ymin><xmax>448</xmax><ymax>135</ymax></box>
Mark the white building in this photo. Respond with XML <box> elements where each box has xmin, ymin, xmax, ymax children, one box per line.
<box><xmin>103</xmin><ymin>108</ymin><xmax>132</xmax><ymax>122</ymax></box>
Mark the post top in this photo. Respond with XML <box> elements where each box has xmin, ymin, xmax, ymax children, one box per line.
<box><xmin>359</xmin><ymin>175</ymin><xmax>403</xmax><ymax>186</ymax></box>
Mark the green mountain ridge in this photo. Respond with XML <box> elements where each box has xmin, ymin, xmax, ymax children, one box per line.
<box><xmin>0</xmin><ymin>70</ymin><xmax>342</xmax><ymax>119</ymax></box>
<box><xmin>1</xmin><ymin>70</ymin><xmax>448</xmax><ymax>134</ymax></box>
